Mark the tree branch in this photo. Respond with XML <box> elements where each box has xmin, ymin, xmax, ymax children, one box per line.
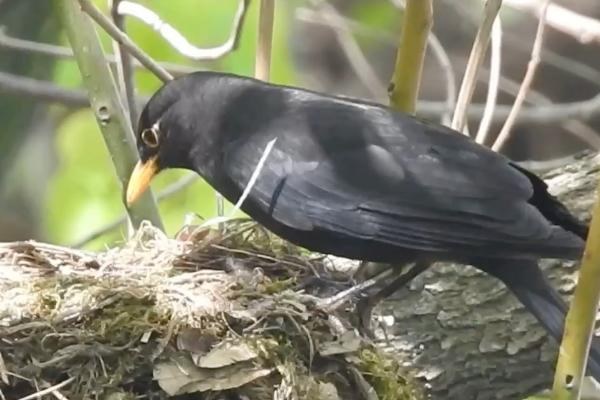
<box><xmin>2</xmin><ymin>71</ymin><xmax>600</xmax><ymax>128</ymax></box>
<box><xmin>57</xmin><ymin>0</ymin><xmax>163</xmax><ymax>230</ymax></box>
<box><xmin>110</xmin><ymin>0</ymin><xmax>138</xmax><ymax>125</ymax></box>
<box><xmin>0</xmin><ymin>28</ymin><xmax>196</xmax><ymax>77</ymax></box>
<box><xmin>116</xmin><ymin>0</ymin><xmax>250</xmax><ymax>61</ymax></box>
<box><xmin>77</xmin><ymin>0</ymin><xmax>173</xmax><ymax>82</ymax></box>
<box><xmin>492</xmin><ymin>0</ymin><xmax>549</xmax><ymax>151</ymax></box>
<box><xmin>504</xmin><ymin>0</ymin><xmax>600</xmax><ymax>45</ymax></box>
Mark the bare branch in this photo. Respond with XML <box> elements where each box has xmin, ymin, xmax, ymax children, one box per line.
<box><xmin>77</xmin><ymin>0</ymin><xmax>173</xmax><ymax>82</ymax></box>
<box><xmin>116</xmin><ymin>0</ymin><xmax>250</xmax><ymax>60</ymax></box>
<box><xmin>0</xmin><ymin>71</ymin><xmax>89</xmax><ymax>107</ymax></box>
<box><xmin>299</xmin><ymin>4</ymin><xmax>457</xmax><ymax>124</ymax></box>
<box><xmin>426</xmin><ymin>33</ymin><xmax>457</xmax><ymax>125</ymax></box>
<box><xmin>110</xmin><ymin>0</ymin><xmax>138</xmax><ymax>125</ymax></box>
<box><xmin>0</xmin><ymin>28</ymin><xmax>196</xmax><ymax>77</ymax></box>
<box><xmin>314</xmin><ymin>1</ymin><xmax>387</xmax><ymax>100</ymax></box>
<box><xmin>451</xmin><ymin>0</ymin><xmax>502</xmax><ymax>133</ymax></box>
<box><xmin>492</xmin><ymin>0</ymin><xmax>550</xmax><ymax>151</ymax></box>
<box><xmin>504</xmin><ymin>0</ymin><xmax>600</xmax><ymax>45</ymax></box>
<box><xmin>475</xmin><ymin>16</ymin><xmax>502</xmax><ymax>145</ymax></box>
<box><xmin>2</xmin><ymin>72</ymin><xmax>600</xmax><ymax>129</ymax></box>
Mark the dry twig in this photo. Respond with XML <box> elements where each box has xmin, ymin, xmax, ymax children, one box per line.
<box><xmin>475</xmin><ymin>17</ymin><xmax>502</xmax><ymax>145</ymax></box>
<box><xmin>255</xmin><ymin>0</ymin><xmax>275</xmax><ymax>81</ymax></box>
<box><xmin>117</xmin><ymin>0</ymin><xmax>250</xmax><ymax>61</ymax></box>
<box><xmin>78</xmin><ymin>0</ymin><xmax>173</xmax><ymax>82</ymax></box>
<box><xmin>504</xmin><ymin>0</ymin><xmax>600</xmax><ymax>45</ymax></box>
<box><xmin>492</xmin><ymin>0</ymin><xmax>550</xmax><ymax>151</ymax></box>
<box><xmin>451</xmin><ymin>0</ymin><xmax>502</xmax><ymax>133</ymax></box>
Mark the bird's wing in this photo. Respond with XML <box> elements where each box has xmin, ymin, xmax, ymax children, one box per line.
<box><xmin>221</xmin><ymin>97</ymin><xmax>567</xmax><ymax>258</ymax></box>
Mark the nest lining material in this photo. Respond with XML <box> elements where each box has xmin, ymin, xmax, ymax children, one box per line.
<box><xmin>0</xmin><ymin>220</ymin><xmax>420</xmax><ymax>400</ymax></box>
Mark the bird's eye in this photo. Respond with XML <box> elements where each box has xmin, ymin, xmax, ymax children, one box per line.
<box><xmin>141</xmin><ymin>128</ymin><xmax>160</xmax><ymax>148</ymax></box>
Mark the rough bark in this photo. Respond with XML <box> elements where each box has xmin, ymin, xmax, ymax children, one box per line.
<box><xmin>377</xmin><ymin>151</ymin><xmax>598</xmax><ymax>399</ymax></box>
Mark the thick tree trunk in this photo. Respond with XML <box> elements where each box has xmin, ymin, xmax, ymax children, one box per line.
<box><xmin>377</xmin><ymin>151</ymin><xmax>598</xmax><ymax>399</ymax></box>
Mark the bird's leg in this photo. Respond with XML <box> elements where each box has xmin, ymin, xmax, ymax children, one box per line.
<box><xmin>316</xmin><ymin>267</ymin><xmax>397</xmax><ymax>312</ymax></box>
<box><xmin>357</xmin><ymin>261</ymin><xmax>431</xmax><ymax>337</ymax></box>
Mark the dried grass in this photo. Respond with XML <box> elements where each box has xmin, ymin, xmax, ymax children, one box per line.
<box><xmin>0</xmin><ymin>220</ymin><xmax>420</xmax><ymax>400</ymax></box>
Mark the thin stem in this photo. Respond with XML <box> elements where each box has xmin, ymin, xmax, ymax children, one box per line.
<box><xmin>57</xmin><ymin>0</ymin><xmax>163</xmax><ymax>230</ymax></box>
<box><xmin>0</xmin><ymin>28</ymin><xmax>196</xmax><ymax>76</ymax></box>
<box><xmin>3</xmin><ymin>70</ymin><xmax>600</xmax><ymax>128</ymax></box>
<box><xmin>451</xmin><ymin>0</ymin><xmax>503</xmax><ymax>133</ymax></box>
<box><xmin>255</xmin><ymin>0</ymin><xmax>275</xmax><ymax>81</ymax></box>
<box><xmin>316</xmin><ymin>1</ymin><xmax>386</xmax><ymax>101</ymax></box>
<box><xmin>492</xmin><ymin>0</ymin><xmax>548</xmax><ymax>151</ymax></box>
<box><xmin>475</xmin><ymin>16</ymin><xmax>502</xmax><ymax>145</ymax></box>
<box><xmin>110</xmin><ymin>0</ymin><xmax>138</xmax><ymax>125</ymax></box>
<box><xmin>117</xmin><ymin>0</ymin><xmax>250</xmax><ymax>60</ymax></box>
<box><xmin>388</xmin><ymin>0</ymin><xmax>433</xmax><ymax>113</ymax></box>
<box><xmin>427</xmin><ymin>33</ymin><xmax>457</xmax><ymax>125</ymax></box>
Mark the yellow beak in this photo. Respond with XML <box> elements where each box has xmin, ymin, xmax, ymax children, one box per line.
<box><xmin>126</xmin><ymin>156</ymin><xmax>159</xmax><ymax>205</ymax></box>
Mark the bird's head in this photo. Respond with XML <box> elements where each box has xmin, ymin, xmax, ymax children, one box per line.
<box><xmin>126</xmin><ymin>72</ymin><xmax>224</xmax><ymax>205</ymax></box>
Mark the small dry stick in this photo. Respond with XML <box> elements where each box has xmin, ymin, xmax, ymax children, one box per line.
<box><xmin>0</xmin><ymin>28</ymin><xmax>195</xmax><ymax>76</ymax></box>
<box><xmin>110</xmin><ymin>0</ymin><xmax>138</xmax><ymax>125</ymax></box>
<box><xmin>504</xmin><ymin>0</ymin><xmax>600</xmax><ymax>45</ymax></box>
<box><xmin>427</xmin><ymin>33</ymin><xmax>457</xmax><ymax>125</ymax></box>
<box><xmin>492</xmin><ymin>1</ymin><xmax>549</xmax><ymax>151</ymax></box>
<box><xmin>17</xmin><ymin>377</ymin><xmax>75</xmax><ymax>400</ymax></box>
<box><xmin>451</xmin><ymin>0</ymin><xmax>503</xmax><ymax>133</ymax></box>
<box><xmin>475</xmin><ymin>16</ymin><xmax>503</xmax><ymax>145</ymax></box>
<box><xmin>388</xmin><ymin>0</ymin><xmax>433</xmax><ymax>113</ymax></box>
<box><xmin>78</xmin><ymin>0</ymin><xmax>173</xmax><ymax>82</ymax></box>
<box><xmin>117</xmin><ymin>0</ymin><xmax>249</xmax><ymax>60</ymax></box>
<box><xmin>255</xmin><ymin>0</ymin><xmax>275</xmax><ymax>81</ymax></box>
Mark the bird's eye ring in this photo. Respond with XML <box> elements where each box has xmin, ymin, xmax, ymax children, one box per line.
<box><xmin>141</xmin><ymin>128</ymin><xmax>160</xmax><ymax>148</ymax></box>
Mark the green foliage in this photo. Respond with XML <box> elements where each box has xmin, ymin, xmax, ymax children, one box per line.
<box><xmin>45</xmin><ymin>0</ymin><xmax>297</xmax><ymax>248</ymax></box>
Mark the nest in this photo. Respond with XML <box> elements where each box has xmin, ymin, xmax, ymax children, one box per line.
<box><xmin>0</xmin><ymin>220</ymin><xmax>421</xmax><ymax>400</ymax></box>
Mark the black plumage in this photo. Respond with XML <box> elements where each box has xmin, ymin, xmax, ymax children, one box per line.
<box><xmin>127</xmin><ymin>71</ymin><xmax>598</xmax><ymax>376</ymax></box>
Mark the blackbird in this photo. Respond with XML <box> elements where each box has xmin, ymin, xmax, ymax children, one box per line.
<box><xmin>126</xmin><ymin>71</ymin><xmax>599</xmax><ymax>375</ymax></box>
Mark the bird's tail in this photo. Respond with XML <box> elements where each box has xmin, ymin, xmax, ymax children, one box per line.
<box><xmin>479</xmin><ymin>259</ymin><xmax>600</xmax><ymax>379</ymax></box>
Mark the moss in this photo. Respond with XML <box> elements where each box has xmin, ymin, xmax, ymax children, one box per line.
<box><xmin>357</xmin><ymin>347</ymin><xmax>422</xmax><ymax>400</ymax></box>
<box><xmin>0</xmin><ymin>222</ymin><xmax>420</xmax><ymax>399</ymax></box>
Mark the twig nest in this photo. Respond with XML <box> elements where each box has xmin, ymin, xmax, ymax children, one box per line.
<box><xmin>0</xmin><ymin>221</ymin><xmax>421</xmax><ymax>400</ymax></box>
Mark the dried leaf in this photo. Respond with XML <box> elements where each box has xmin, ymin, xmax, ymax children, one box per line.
<box><xmin>193</xmin><ymin>339</ymin><xmax>258</xmax><ymax>368</ymax></box>
<box><xmin>318</xmin><ymin>331</ymin><xmax>361</xmax><ymax>356</ymax></box>
<box><xmin>176</xmin><ymin>328</ymin><xmax>218</xmax><ymax>354</ymax></box>
<box><xmin>154</xmin><ymin>355</ymin><xmax>272</xmax><ymax>396</ymax></box>
<box><xmin>316</xmin><ymin>382</ymin><xmax>341</xmax><ymax>400</ymax></box>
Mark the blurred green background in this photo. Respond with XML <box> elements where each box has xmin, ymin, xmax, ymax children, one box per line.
<box><xmin>0</xmin><ymin>0</ymin><xmax>406</xmax><ymax>250</ymax></box>
<box><xmin>48</xmin><ymin>0</ymin><xmax>299</xmax><ymax>248</ymax></box>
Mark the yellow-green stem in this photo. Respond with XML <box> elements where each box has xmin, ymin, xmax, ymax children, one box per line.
<box><xmin>388</xmin><ymin>0</ymin><xmax>433</xmax><ymax>113</ymax></box>
<box><xmin>552</xmin><ymin>194</ymin><xmax>600</xmax><ymax>399</ymax></box>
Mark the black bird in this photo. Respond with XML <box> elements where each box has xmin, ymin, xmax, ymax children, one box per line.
<box><xmin>126</xmin><ymin>71</ymin><xmax>598</xmax><ymax>375</ymax></box>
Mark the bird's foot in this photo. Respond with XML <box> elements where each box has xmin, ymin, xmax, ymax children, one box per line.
<box><xmin>356</xmin><ymin>297</ymin><xmax>376</xmax><ymax>338</ymax></box>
